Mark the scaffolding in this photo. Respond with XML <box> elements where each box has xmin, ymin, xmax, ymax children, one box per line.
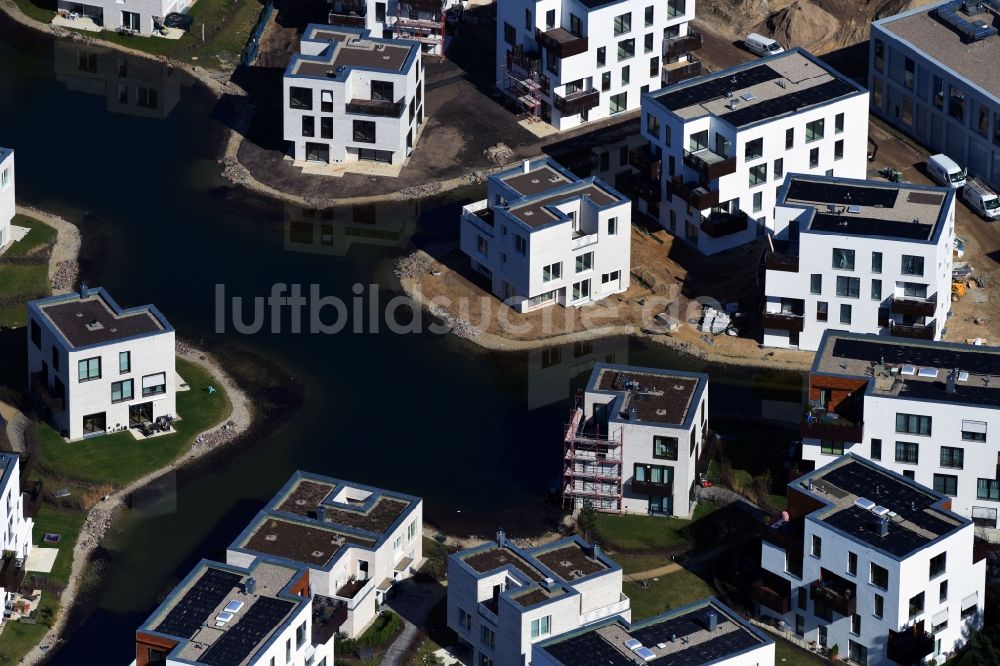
<box><xmin>562</xmin><ymin>390</ymin><xmax>624</xmax><ymax>513</ymax></box>
<box><xmin>395</xmin><ymin>0</ymin><xmax>447</xmax><ymax>57</ymax></box>
<box><xmin>502</xmin><ymin>44</ymin><xmax>542</xmax><ymax>121</ymax></box>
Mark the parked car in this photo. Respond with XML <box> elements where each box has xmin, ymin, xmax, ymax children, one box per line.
<box><xmin>927</xmin><ymin>153</ymin><xmax>967</xmax><ymax>189</ymax></box>
<box><xmin>744</xmin><ymin>33</ymin><xmax>784</xmax><ymax>57</ymax></box>
<box><xmin>962</xmin><ymin>176</ymin><xmax>1000</xmax><ymax>220</ymax></box>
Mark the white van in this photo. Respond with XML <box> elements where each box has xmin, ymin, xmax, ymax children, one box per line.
<box><xmin>745</xmin><ymin>33</ymin><xmax>785</xmax><ymax>57</ymax></box>
<box><xmin>927</xmin><ymin>153</ymin><xmax>966</xmax><ymax>188</ymax></box>
<box><xmin>963</xmin><ymin>176</ymin><xmax>1000</xmax><ymax>220</ymax></box>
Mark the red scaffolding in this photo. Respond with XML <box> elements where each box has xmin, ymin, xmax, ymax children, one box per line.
<box><xmin>562</xmin><ymin>390</ymin><xmax>624</xmax><ymax>513</ymax></box>
<box><xmin>502</xmin><ymin>45</ymin><xmax>541</xmax><ymax>121</ymax></box>
<box><xmin>395</xmin><ymin>0</ymin><xmax>447</xmax><ymax>57</ymax></box>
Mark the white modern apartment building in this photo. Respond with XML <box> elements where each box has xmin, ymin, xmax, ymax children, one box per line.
<box><xmin>0</xmin><ymin>454</ymin><xmax>35</xmax><ymax>610</ymax></box>
<box><xmin>284</xmin><ymin>25</ymin><xmax>424</xmax><ymax>168</ymax></box>
<box><xmin>534</xmin><ymin>597</ymin><xmax>775</xmax><ymax>665</ymax></box>
<box><xmin>0</xmin><ymin>147</ymin><xmax>13</xmax><ymax>251</ymax></box>
<box><xmin>754</xmin><ymin>454</ymin><xmax>985</xmax><ymax>665</ymax></box>
<box><xmin>563</xmin><ymin>363</ymin><xmax>709</xmax><ymax>518</ymax></box>
<box><xmin>327</xmin><ymin>0</ymin><xmax>458</xmax><ymax>56</ymax></box>
<box><xmin>459</xmin><ymin>158</ymin><xmax>631</xmax><ymax>313</ymax></box>
<box><xmin>226</xmin><ymin>472</ymin><xmax>423</xmax><ymax>639</ymax></box>
<box><xmin>870</xmin><ymin>0</ymin><xmax>1000</xmax><ymax>190</ymax></box>
<box><xmin>58</xmin><ymin>0</ymin><xmax>193</xmax><ymax>35</ymax></box>
<box><xmin>447</xmin><ymin>530</ymin><xmax>630</xmax><ymax>666</ymax></box>
<box><xmin>762</xmin><ymin>174</ymin><xmax>956</xmax><ymax>351</ymax></box>
<box><xmin>26</xmin><ymin>287</ymin><xmax>176</xmax><ymax>441</ymax></box>
<box><xmin>800</xmin><ymin>331</ymin><xmax>1000</xmax><ymax>534</ymax></box>
<box><xmin>131</xmin><ymin>557</ymin><xmax>335</xmax><ymax>666</ymax></box>
<box><xmin>637</xmin><ymin>49</ymin><xmax>869</xmax><ymax>255</ymax></box>
<box><xmin>497</xmin><ymin>0</ymin><xmax>701</xmax><ymax>131</ymax></box>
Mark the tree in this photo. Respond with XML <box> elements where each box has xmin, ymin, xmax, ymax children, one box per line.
<box><xmin>577</xmin><ymin>499</ymin><xmax>598</xmax><ymax>541</ymax></box>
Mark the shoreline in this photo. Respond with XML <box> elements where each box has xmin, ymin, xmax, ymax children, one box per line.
<box><xmin>15</xmin><ymin>205</ymin><xmax>80</xmax><ymax>295</ymax></box>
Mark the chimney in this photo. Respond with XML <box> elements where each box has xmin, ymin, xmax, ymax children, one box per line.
<box><xmin>706</xmin><ymin>610</ymin><xmax>718</xmax><ymax>632</ymax></box>
<box><xmin>592</xmin><ymin>543</ymin><xmax>601</xmax><ymax>559</ymax></box>
<box><xmin>497</xmin><ymin>528</ymin><xmax>507</xmax><ymax>548</ymax></box>
<box><xmin>316</xmin><ymin>505</ymin><xmax>326</xmax><ymax>522</ymax></box>
<box><xmin>79</xmin><ymin>282</ymin><xmax>88</xmax><ymax>298</ymax></box>
<box><xmin>877</xmin><ymin>516</ymin><xmax>889</xmax><ymax>537</ymax></box>
<box><xmin>245</xmin><ymin>577</ymin><xmax>257</xmax><ymax>595</ymax></box>
<box><xmin>947</xmin><ymin>368</ymin><xmax>958</xmax><ymax>394</ymax></box>
<box><xmin>628</xmin><ymin>405</ymin><xmax>638</xmax><ymax>422</ymax></box>
<box><xmin>522</xmin><ymin>159</ymin><xmax>530</xmax><ymax>174</ymax></box>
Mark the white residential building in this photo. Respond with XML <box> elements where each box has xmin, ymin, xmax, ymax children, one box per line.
<box><xmin>131</xmin><ymin>557</ymin><xmax>335</xmax><ymax>666</ymax></box>
<box><xmin>226</xmin><ymin>472</ymin><xmax>423</xmax><ymax>639</ymax></box>
<box><xmin>57</xmin><ymin>0</ymin><xmax>194</xmax><ymax>35</ymax></box>
<box><xmin>497</xmin><ymin>0</ymin><xmax>701</xmax><ymax>131</ymax></box>
<box><xmin>327</xmin><ymin>0</ymin><xmax>458</xmax><ymax>56</ymax></box>
<box><xmin>754</xmin><ymin>454</ymin><xmax>985</xmax><ymax>665</ymax></box>
<box><xmin>800</xmin><ymin>330</ymin><xmax>1000</xmax><ymax>534</ymax></box>
<box><xmin>638</xmin><ymin>49</ymin><xmax>869</xmax><ymax>255</ymax></box>
<box><xmin>284</xmin><ymin>25</ymin><xmax>423</xmax><ymax>169</ymax></box>
<box><xmin>563</xmin><ymin>363</ymin><xmax>709</xmax><ymax>518</ymax></box>
<box><xmin>26</xmin><ymin>287</ymin><xmax>176</xmax><ymax>441</ymax></box>
<box><xmin>533</xmin><ymin>597</ymin><xmax>775</xmax><ymax>665</ymax></box>
<box><xmin>447</xmin><ymin>530</ymin><xmax>630</xmax><ymax>666</ymax></box>
<box><xmin>459</xmin><ymin>158</ymin><xmax>631</xmax><ymax>313</ymax></box>
<box><xmin>0</xmin><ymin>147</ymin><xmax>13</xmax><ymax>251</ymax></box>
<box><xmin>762</xmin><ymin>174</ymin><xmax>956</xmax><ymax>351</ymax></box>
<box><xmin>0</xmin><ymin>454</ymin><xmax>35</xmax><ymax>610</ymax></box>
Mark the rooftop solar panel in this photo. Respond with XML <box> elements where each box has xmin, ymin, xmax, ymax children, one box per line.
<box><xmin>653</xmin><ymin>64</ymin><xmax>782</xmax><ymax>111</ymax></box>
<box><xmin>787</xmin><ymin>180</ymin><xmax>900</xmax><ymax>208</ymax></box>
<box><xmin>155</xmin><ymin>569</ymin><xmax>241</xmax><ymax>639</ymax></box>
<box><xmin>808</xmin><ymin>213</ymin><xmax>934</xmax><ymax>240</ymax></box>
<box><xmin>200</xmin><ymin>596</ymin><xmax>296</xmax><ymax>665</ymax></box>
<box><xmin>719</xmin><ymin>79</ymin><xmax>857</xmax><ymax>127</ymax></box>
<box><xmin>542</xmin><ymin>631</ymin><xmax>634</xmax><ymax>665</ymax></box>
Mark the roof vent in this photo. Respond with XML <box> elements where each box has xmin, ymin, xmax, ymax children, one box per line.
<box><xmin>85</xmin><ymin>320</ymin><xmax>104</xmax><ymax>332</ymax></box>
<box><xmin>877</xmin><ymin>515</ymin><xmax>890</xmax><ymax>537</ymax></box>
<box><xmin>707</xmin><ymin>610</ymin><xmax>718</xmax><ymax>632</ymax></box>
<box><xmin>776</xmin><ymin>79</ymin><xmax>787</xmax><ymax>89</ymax></box>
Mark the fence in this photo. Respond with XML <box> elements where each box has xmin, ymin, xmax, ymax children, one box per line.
<box><xmin>240</xmin><ymin>0</ymin><xmax>275</xmax><ymax>66</ymax></box>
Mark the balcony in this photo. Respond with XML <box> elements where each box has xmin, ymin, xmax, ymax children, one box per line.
<box><xmin>890</xmin><ymin>293</ymin><xmax>937</xmax><ymax>318</ymax></box>
<box><xmin>762</xmin><ymin>311</ymin><xmax>804</xmax><ymax>333</ymax></box>
<box><xmin>752</xmin><ymin>578</ymin><xmax>791</xmax><ymax>614</ymax></box>
<box><xmin>327</xmin><ymin>11</ymin><xmax>366</xmax><ymax>27</ymax></box>
<box><xmin>662</xmin><ymin>56</ymin><xmax>702</xmax><ymax>86</ymax></box>
<box><xmin>0</xmin><ymin>551</ymin><xmax>25</xmax><ymax>593</ymax></box>
<box><xmin>801</xmin><ymin>407</ymin><xmax>863</xmax><ymax>443</ymax></box>
<box><xmin>683</xmin><ymin>148</ymin><xmax>737</xmax><ymax>181</ymax></box>
<box><xmin>634</xmin><ymin>177</ymin><xmax>662</xmax><ymax>204</ymax></box>
<box><xmin>887</xmin><ymin>622</ymin><xmax>934</xmax><ymax>665</ymax></box>
<box><xmin>974</xmin><ymin>536</ymin><xmax>989</xmax><ymax>564</ymax></box>
<box><xmin>571</xmin><ymin>231</ymin><xmax>599</xmax><ymax>250</ymax></box>
<box><xmin>890</xmin><ymin>320</ymin><xmax>936</xmax><ymax>340</ymax></box>
<box><xmin>631</xmin><ymin>479</ymin><xmax>672</xmax><ymax>496</ymax></box>
<box><xmin>461</xmin><ymin>199</ymin><xmax>494</xmax><ymax>235</ymax></box>
<box><xmin>535</xmin><ymin>27</ymin><xmax>588</xmax><ymax>58</ymax></box>
<box><xmin>671</xmin><ymin>178</ymin><xmax>719</xmax><ymax>209</ymax></box>
<box><xmin>30</xmin><ymin>372</ymin><xmax>64</xmax><ymax>413</ymax></box>
<box><xmin>334</xmin><ymin>576</ymin><xmax>376</xmax><ymax>610</ymax></box>
<box><xmin>312</xmin><ymin>595</ymin><xmax>346</xmax><ymax>645</ymax></box>
<box><xmin>22</xmin><ymin>479</ymin><xmax>43</xmax><ymax>519</ymax></box>
<box><xmin>765</xmin><ymin>241</ymin><xmax>799</xmax><ymax>272</ymax></box>
<box><xmin>663</xmin><ymin>30</ymin><xmax>702</xmax><ymax>58</ymax></box>
<box><xmin>345</xmin><ymin>98</ymin><xmax>406</xmax><ymax>117</ymax></box>
<box><xmin>508</xmin><ymin>45</ymin><xmax>541</xmax><ymax>79</ymax></box>
<box><xmin>579</xmin><ymin>593</ymin><xmax>630</xmax><ymax>625</ymax></box>
<box><xmin>628</xmin><ymin>145</ymin><xmax>662</xmax><ymax>181</ymax></box>
<box><xmin>810</xmin><ymin>571</ymin><xmax>857</xmax><ymax>617</ymax></box>
<box><xmin>762</xmin><ymin>520</ymin><xmax>804</xmax><ymax>578</ymax></box>
<box><xmin>554</xmin><ymin>88</ymin><xmax>600</xmax><ymax>115</ymax></box>
<box><xmin>701</xmin><ymin>210</ymin><xmax>748</xmax><ymax>238</ymax></box>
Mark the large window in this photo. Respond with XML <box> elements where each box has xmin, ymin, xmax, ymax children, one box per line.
<box><xmin>832</xmin><ymin>247</ymin><xmax>856</xmax><ymax>270</ymax></box>
<box><xmin>617</xmin><ymin>38</ymin><xmax>635</xmax><ymax>61</ymax></box>
<box><xmin>978</xmin><ymin>478</ymin><xmax>1000</xmax><ymax>501</ymax></box>
<box><xmin>634</xmin><ymin>463</ymin><xmax>673</xmax><ymax>485</ymax></box>
<box><xmin>870</xmin><ymin>563</ymin><xmax>889</xmax><ymax>589</ymax></box>
<box><xmin>805</xmin><ymin>119</ymin><xmax>825</xmax><ymax>142</ymax></box>
<box><xmin>111</xmin><ymin>379</ymin><xmax>133</xmax><ymax>403</ymax></box>
<box><xmin>613</xmin><ymin>12</ymin><xmax>631</xmax><ymax>35</ymax></box>
<box><xmin>654</xmin><ymin>436</ymin><xmax>679</xmax><ymax>460</ymax></box>
<box><xmin>575</xmin><ymin>252</ymin><xmax>593</xmax><ymax>273</ymax></box>
<box><xmin>962</xmin><ymin>420</ymin><xmax>987</xmax><ymax>441</ymax></box>
<box><xmin>352</xmin><ymin>120</ymin><xmax>376</xmax><ymax>143</ymax></box>
<box><xmin>542</xmin><ymin>262</ymin><xmax>562</xmax><ymax>282</ymax></box>
<box><xmin>933</xmin><ymin>474</ymin><xmax>958</xmax><ymax>497</ymax></box>
<box><xmin>530</xmin><ymin>615</ymin><xmax>552</xmax><ymax>638</ymax></box>
<box><xmin>142</xmin><ymin>373</ymin><xmax>167</xmax><ymax>397</ymax></box>
<box><xmin>745</xmin><ymin>138</ymin><xmax>763</xmax><ymax>160</ymax></box>
<box><xmin>371</xmin><ymin>80</ymin><xmax>394</xmax><ymax>102</ymax></box>
<box><xmin>667</xmin><ymin>0</ymin><xmax>685</xmax><ymax>18</ymax></box>
<box><xmin>609</xmin><ymin>93</ymin><xmax>626</xmax><ymax>114</ymax></box>
<box><xmin>481</xmin><ymin>625</ymin><xmax>495</xmax><ymax>649</ymax></box>
<box><xmin>940</xmin><ymin>446</ymin><xmax>964</xmax><ymax>468</ymax></box>
<box><xmin>836</xmin><ymin>276</ymin><xmax>860</xmax><ymax>298</ymax></box>
<box><xmin>78</xmin><ymin>357</ymin><xmax>101</xmax><ymax>382</ymax></box>
<box><xmin>572</xmin><ymin>280</ymin><xmax>591</xmax><ymax>301</ymax></box>
<box><xmin>901</xmin><ymin>255</ymin><xmax>924</xmax><ymax>276</ymax></box>
<box><xmin>289</xmin><ymin>87</ymin><xmax>312</xmax><ymax>110</ymax></box>
<box><xmin>909</xmin><ymin>592</ymin><xmax>924</xmax><ymax>618</ymax></box>
<box><xmin>821</xmin><ymin>441</ymin><xmax>844</xmax><ymax>455</ymax></box>
<box><xmin>895</xmin><ymin>441</ymin><xmax>919</xmax><ymax>464</ymax></box>
<box><xmin>748</xmin><ymin>164</ymin><xmax>767</xmax><ymax>186</ymax></box>
<box><xmin>896</xmin><ymin>413</ymin><xmax>931</xmax><ymax>435</ymax></box>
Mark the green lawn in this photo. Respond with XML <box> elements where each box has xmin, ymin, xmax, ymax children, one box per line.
<box><xmin>3</xmin><ymin>216</ymin><xmax>57</xmax><ymax>258</ymax></box>
<box><xmin>593</xmin><ymin>502</ymin><xmax>720</xmax><ymax>553</ymax></box>
<box><xmin>0</xmin><ymin>215</ymin><xmax>55</xmax><ymax>328</ymax></box>
<box><xmin>624</xmin><ymin>569</ymin><xmax>716</xmax><ymax>620</ymax></box>
<box><xmin>775</xmin><ymin>638</ymin><xmax>828</xmax><ymax>665</ymax></box>
<box><xmin>36</xmin><ymin>357</ymin><xmax>231</xmax><ymax>487</ymax></box>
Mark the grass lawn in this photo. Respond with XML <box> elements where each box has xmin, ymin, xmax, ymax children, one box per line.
<box><xmin>623</xmin><ymin>569</ymin><xmax>715</xmax><ymax>620</ymax></box>
<box><xmin>36</xmin><ymin>357</ymin><xmax>231</xmax><ymax>487</ymax></box>
<box><xmin>0</xmin><ymin>215</ymin><xmax>55</xmax><ymax>328</ymax></box>
<box><xmin>3</xmin><ymin>216</ymin><xmax>57</xmax><ymax>258</ymax></box>
<box><xmin>612</xmin><ymin>552</ymin><xmax>675</xmax><ymax>576</ymax></box>
<box><xmin>593</xmin><ymin>502</ymin><xmax>720</xmax><ymax>553</ymax></box>
<box><xmin>775</xmin><ymin>638</ymin><xmax>828</xmax><ymax>665</ymax></box>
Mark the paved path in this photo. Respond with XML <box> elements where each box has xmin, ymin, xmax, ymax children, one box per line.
<box><xmin>382</xmin><ymin>579</ymin><xmax>446</xmax><ymax>665</ymax></box>
<box><xmin>0</xmin><ymin>400</ymin><xmax>29</xmax><ymax>453</ymax></box>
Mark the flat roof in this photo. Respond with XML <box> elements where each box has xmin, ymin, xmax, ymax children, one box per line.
<box><xmin>537</xmin><ymin>598</ymin><xmax>771</xmax><ymax>665</ymax></box>
<box><xmin>878</xmin><ymin>1</ymin><xmax>1000</xmax><ymax>102</ymax></box>
<box><xmin>290</xmin><ymin>25</ymin><xmax>416</xmax><ymax>78</ymax></box>
<box><xmin>796</xmin><ymin>456</ymin><xmax>967</xmax><ymax>558</ymax></box>
<box><xmin>501</xmin><ymin>163</ymin><xmax>574</xmax><ymax>197</ymax></box>
<box><xmin>242</xmin><ymin>517</ymin><xmax>375</xmax><ymax>567</ymax></box>
<box><xmin>649</xmin><ymin>49</ymin><xmax>862</xmax><ymax>127</ymax></box>
<box><xmin>461</xmin><ymin>547</ymin><xmax>547</xmax><ymax>582</ymax></box>
<box><xmin>0</xmin><ymin>147</ymin><xmax>11</xmax><ymax>163</ymax></box>
<box><xmin>146</xmin><ymin>559</ymin><xmax>304</xmax><ymax>666</ymax></box>
<box><xmin>508</xmin><ymin>183</ymin><xmax>619</xmax><ymax>228</ymax></box>
<box><xmin>32</xmin><ymin>288</ymin><xmax>170</xmax><ymax>349</ymax></box>
<box><xmin>782</xmin><ymin>176</ymin><xmax>951</xmax><ymax>241</ymax></box>
<box><xmin>592</xmin><ymin>366</ymin><xmax>704</xmax><ymax>426</ymax></box>
<box><xmin>815</xmin><ymin>332</ymin><xmax>1000</xmax><ymax>407</ymax></box>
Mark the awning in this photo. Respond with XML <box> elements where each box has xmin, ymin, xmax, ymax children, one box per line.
<box><xmin>394</xmin><ymin>556</ymin><xmax>413</xmax><ymax>572</ymax></box>
<box><xmin>932</xmin><ymin>609</ymin><xmax>949</xmax><ymax>626</ymax></box>
<box><xmin>963</xmin><ymin>420</ymin><xmax>988</xmax><ymax>434</ymax></box>
<box><xmin>962</xmin><ymin>592</ymin><xmax>979</xmax><ymax>610</ymax></box>
<box><xmin>376</xmin><ymin>577</ymin><xmax>393</xmax><ymax>592</ymax></box>
<box><xmin>142</xmin><ymin>372</ymin><xmax>166</xmax><ymax>389</ymax></box>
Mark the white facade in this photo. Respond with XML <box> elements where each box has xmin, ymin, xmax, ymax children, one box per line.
<box><xmin>0</xmin><ymin>148</ymin><xmax>13</xmax><ymax>251</ymax></box>
<box><xmin>447</xmin><ymin>532</ymin><xmax>630</xmax><ymax>666</ymax></box>
<box><xmin>460</xmin><ymin>158</ymin><xmax>631</xmax><ymax>313</ymax></box>
<box><xmin>57</xmin><ymin>0</ymin><xmax>194</xmax><ymax>35</ymax></box>
<box><xmin>638</xmin><ymin>49</ymin><xmax>869</xmax><ymax>255</ymax></box>
<box><xmin>26</xmin><ymin>287</ymin><xmax>176</xmax><ymax>441</ymax></box>
<box><xmin>0</xmin><ymin>455</ymin><xmax>34</xmax><ymax>608</ymax></box>
<box><xmin>497</xmin><ymin>0</ymin><xmax>700</xmax><ymax>130</ymax></box>
<box><xmin>802</xmin><ymin>331</ymin><xmax>1000</xmax><ymax>533</ymax></box>
<box><xmin>327</xmin><ymin>0</ymin><xmax>457</xmax><ymax>56</ymax></box>
<box><xmin>226</xmin><ymin>473</ymin><xmax>423</xmax><ymax>639</ymax></box>
<box><xmin>564</xmin><ymin>363</ymin><xmax>709</xmax><ymax>518</ymax></box>
<box><xmin>283</xmin><ymin>25</ymin><xmax>424</xmax><ymax>169</ymax></box>
<box><xmin>756</xmin><ymin>455</ymin><xmax>985</xmax><ymax>665</ymax></box>
<box><xmin>762</xmin><ymin>175</ymin><xmax>955</xmax><ymax>351</ymax></box>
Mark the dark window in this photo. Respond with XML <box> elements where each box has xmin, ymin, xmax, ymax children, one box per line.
<box><xmin>873</xmin><ymin>38</ymin><xmax>884</xmax><ymax>71</ymax></box>
<box><xmin>546</xmin><ymin>9</ymin><xmax>555</xmax><ymax>29</ymax></box>
<box><xmin>940</xmin><ymin>580</ymin><xmax>948</xmax><ymax>603</ymax></box>
<box><xmin>805</xmin><ymin>119</ymin><xmax>825</xmax><ymax>142</ymax></box>
<box><xmin>840</xmin><ymin>304</ymin><xmax>852</xmax><ymax>324</ymax></box>
<box><xmin>667</xmin><ymin>0</ymin><xmax>685</xmax><ymax>18</ymax></box>
<box><xmin>903</xmin><ymin>57</ymin><xmax>915</xmax><ymax>90</ymax></box>
<box><xmin>832</xmin><ymin>248</ymin><xmax>855</xmax><ymax>271</ymax></box>
<box><xmin>871</xmin><ymin>252</ymin><xmax>882</xmax><ymax>273</ymax></box>
<box><xmin>601</xmin><ymin>71</ymin><xmax>611</xmax><ymax>91</ymax></box>
<box><xmin>645</xmin><ymin>5</ymin><xmax>654</xmax><ymax>25</ymax></box>
<box><xmin>371</xmin><ymin>80</ymin><xmax>394</xmax><ymax>101</ymax></box>
<box><xmin>503</xmin><ymin>22</ymin><xmax>516</xmax><ymax>45</ymax></box>
<box><xmin>597</xmin><ymin>47</ymin><xmax>606</xmax><ymax>68</ymax></box>
<box><xmin>901</xmin><ymin>255</ymin><xmax>924</xmax><ymax>276</ymax></box>
<box><xmin>848</xmin><ymin>551</ymin><xmax>857</xmax><ymax>576</ymax></box>
<box><xmin>834</xmin><ymin>140</ymin><xmax>844</xmax><ymax>160</ymax></box>
<box><xmin>962</xmin><ymin>421</ymin><xmax>986</xmax><ymax>441</ymax></box>
<box><xmin>851</xmin><ymin>614</ymin><xmax>861</xmax><ymax>635</ymax></box>
<box><xmin>613</xmin><ymin>12</ymin><xmax>631</xmax><ymax>35</ymax></box>
<box><xmin>977</xmin><ymin>478</ymin><xmax>1000</xmax><ymax>500</ymax></box>
<box><xmin>653</xmin><ymin>436</ymin><xmax>678</xmax><ymax>460</ymax></box>
<box><xmin>748</xmin><ymin>164</ymin><xmax>767</xmax><ymax>186</ymax></box>
<box><xmin>810</xmin><ymin>274</ymin><xmax>822</xmax><ymax>294</ymax></box>
<box><xmin>644</xmin><ymin>33</ymin><xmax>654</xmax><ymax>53</ymax></box>
<box><xmin>950</xmin><ymin>85</ymin><xmax>966</xmax><ymax>122</ymax></box>
<box><xmin>940</xmin><ymin>446</ymin><xmax>964</xmax><ymax>469</ymax></box>
<box><xmin>52</xmin><ymin>347</ymin><xmax>60</xmax><ymax>372</ymax></box>
<box><xmin>896</xmin><ymin>413</ymin><xmax>931</xmax><ymax>435</ymax></box>
<box><xmin>617</xmin><ymin>38</ymin><xmax>635</xmax><ymax>61</ymax></box>
<box><xmin>78</xmin><ymin>357</ymin><xmax>101</xmax><ymax>382</ymax></box>
<box><xmin>633</xmin><ymin>463</ymin><xmax>673</xmax><ymax>485</ymax></box>
<box><xmin>909</xmin><ymin>592</ymin><xmax>924</xmax><ymax>618</ymax></box>
<box><xmin>119</xmin><ymin>351</ymin><xmax>130</xmax><ymax>373</ymax></box>
<box><xmin>809</xmin><ymin>147</ymin><xmax>819</xmax><ymax>168</ymax></box>
<box><xmin>929</xmin><ymin>552</ymin><xmax>946</xmax><ymax>578</ymax></box>
<box><xmin>30</xmin><ymin>320</ymin><xmax>41</xmax><ymax>349</ymax></box>
<box><xmin>874</xmin><ymin>593</ymin><xmax>884</xmax><ymax>618</ymax></box>
<box><xmin>933</xmin><ymin>474</ymin><xmax>958</xmax><ymax>497</ymax></box>
<box><xmin>895</xmin><ymin>441</ymin><xmax>919</xmax><ymax>464</ymax></box>
<box><xmin>569</xmin><ymin>14</ymin><xmax>581</xmax><ymax>35</ymax></box>
<box><xmin>774</xmin><ymin>158</ymin><xmax>783</xmax><ymax>179</ymax></box>
<box><xmin>321</xmin><ymin>117</ymin><xmax>333</xmax><ymax>139</ymax></box>
<box><xmin>142</xmin><ymin>373</ymin><xmax>167</xmax><ymax>397</ymax></box>
<box><xmin>111</xmin><ymin>379</ymin><xmax>133</xmax><ymax>403</ymax></box>
<box><xmin>871</xmin><ymin>438</ymin><xmax>881</xmax><ymax>460</ymax></box>
<box><xmin>835</xmin><ymin>112</ymin><xmax>844</xmax><ymax>134</ymax></box>
<box><xmin>811</xmin><ymin>535</ymin><xmax>822</xmax><ymax>557</ymax></box>
<box><xmin>816</xmin><ymin>301</ymin><xmax>828</xmax><ymax>322</ymax></box>
<box><xmin>785</xmin><ymin>127</ymin><xmax>794</xmax><ymax>149</ymax></box>
<box><xmin>821</xmin><ymin>441</ymin><xmax>844</xmax><ymax>455</ymax></box>
<box><xmin>745</xmin><ymin>138</ymin><xmax>763</xmax><ymax>160</ymax></box>
<box><xmin>301</xmin><ymin>115</ymin><xmax>314</xmax><ymax>137</ymax></box>
<box><xmin>353</xmin><ymin>120</ymin><xmax>376</xmax><ymax>143</ymax></box>
<box><xmin>289</xmin><ymin>87</ymin><xmax>313</xmax><ymax>110</ymax></box>
<box><xmin>870</xmin><ymin>563</ymin><xmax>889</xmax><ymax>589</ymax></box>
<box><xmin>836</xmin><ymin>276</ymin><xmax>860</xmax><ymax>298</ymax></box>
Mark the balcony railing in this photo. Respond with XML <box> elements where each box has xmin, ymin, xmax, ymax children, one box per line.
<box><xmin>634</xmin><ymin>177</ymin><xmax>662</xmax><ymax>204</ymax></box>
<box><xmin>579</xmin><ymin>593</ymin><xmax>630</xmax><ymax>625</ymax></box>
<box><xmin>663</xmin><ymin>30</ymin><xmax>702</xmax><ymax>58</ymax></box>
<box><xmin>0</xmin><ymin>551</ymin><xmax>25</xmax><ymax>593</ymax></box>
<box><xmin>683</xmin><ymin>148</ymin><xmax>737</xmax><ymax>181</ymax></box>
<box><xmin>461</xmin><ymin>199</ymin><xmax>494</xmax><ymax>234</ymax></box>
<box><xmin>508</xmin><ymin>45</ymin><xmax>541</xmax><ymax>79</ymax></box>
<box><xmin>752</xmin><ymin>579</ymin><xmax>791</xmax><ymax>614</ymax></box>
<box><xmin>334</xmin><ymin>576</ymin><xmax>376</xmax><ymax>610</ymax></box>
<box><xmin>478</xmin><ymin>600</ymin><xmax>499</xmax><ymax>624</ymax></box>
<box><xmin>890</xmin><ymin>293</ymin><xmax>937</xmax><ymax>318</ymax></box>
<box><xmin>662</xmin><ymin>55</ymin><xmax>702</xmax><ymax>86</ymax></box>
<box><xmin>890</xmin><ymin>320</ymin><xmax>936</xmax><ymax>340</ymax></box>
<box><xmin>765</xmin><ymin>242</ymin><xmax>800</xmax><ymax>272</ymax></box>
<box><xmin>628</xmin><ymin>145</ymin><xmax>662</xmax><ymax>181</ymax></box>
<box><xmin>761</xmin><ymin>520</ymin><xmax>804</xmax><ymax>578</ymax></box>
<box><xmin>554</xmin><ymin>88</ymin><xmax>600</xmax><ymax>115</ymax></box>
<box><xmin>535</xmin><ymin>28</ymin><xmax>588</xmax><ymax>58</ymax></box>
<box><xmin>701</xmin><ymin>210</ymin><xmax>748</xmax><ymax>238</ymax></box>
<box><xmin>328</xmin><ymin>11</ymin><xmax>366</xmax><ymax>27</ymax></box>
<box><xmin>762</xmin><ymin>311</ymin><xmax>804</xmax><ymax>332</ymax></box>
<box><xmin>30</xmin><ymin>372</ymin><xmax>64</xmax><ymax>413</ymax></box>
<box><xmin>671</xmin><ymin>178</ymin><xmax>718</xmax><ymax>209</ymax></box>
<box><xmin>312</xmin><ymin>595</ymin><xmax>346</xmax><ymax>646</ymax></box>
<box><xmin>810</xmin><ymin>576</ymin><xmax>857</xmax><ymax>617</ymax></box>
<box><xmin>801</xmin><ymin>407</ymin><xmax>863</xmax><ymax>443</ymax></box>
<box><xmin>887</xmin><ymin>623</ymin><xmax>934</xmax><ymax>665</ymax></box>
<box><xmin>345</xmin><ymin>98</ymin><xmax>406</xmax><ymax>117</ymax></box>
<box><xmin>571</xmin><ymin>231</ymin><xmax>599</xmax><ymax>250</ymax></box>
<box><xmin>631</xmin><ymin>479</ymin><xmax>672</xmax><ymax>496</ymax></box>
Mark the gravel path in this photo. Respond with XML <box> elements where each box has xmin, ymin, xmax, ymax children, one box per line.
<box><xmin>19</xmin><ymin>343</ymin><xmax>254</xmax><ymax>665</ymax></box>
